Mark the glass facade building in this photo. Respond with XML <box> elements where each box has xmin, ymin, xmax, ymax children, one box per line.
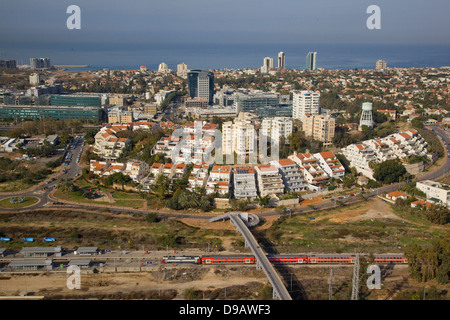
<box><xmin>0</xmin><ymin>105</ymin><xmax>105</xmax><ymax>121</ymax></box>
<box><xmin>50</xmin><ymin>95</ymin><xmax>101</xmax><ymax>107</ymax></box>
<box><xmin>187</xmin><ymin>70</ymin><xmax>214</xmax><ymax>105</ymax></box>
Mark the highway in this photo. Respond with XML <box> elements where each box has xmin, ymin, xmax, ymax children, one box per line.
<box><xmin>229</xmin><ymin>212</ymin><xmax>292</xmax><ymax>300</ymax></box>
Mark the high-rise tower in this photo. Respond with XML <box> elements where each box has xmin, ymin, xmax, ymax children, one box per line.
<box><xmin>278</xmin><ymin>52</ymin><xmax>285</xmax><ymax>70</ymax></box>
<box><xmin>305</xmin><ymin>52</ymin><xmax>317</xmax><ymax>71</ymax></box>
<box><xmin>187</xmin><ymin>70</ymin><xmax>215</xmax><ymax>105</ymax></box>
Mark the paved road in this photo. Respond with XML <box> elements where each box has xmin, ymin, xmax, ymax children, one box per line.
<box><xmin>229</xmin><ymin>212</ymin><xmax>292</xmax><ymax>300</ymax></box>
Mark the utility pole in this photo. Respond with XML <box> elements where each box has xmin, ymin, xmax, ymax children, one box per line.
<box><xmin>351</xmin><ymin>254</ymin><xmax>360</xmax><ymax>300</ymax></box>
<box><xmin>329</xmin><ymin>268</ymin><xmax>333</xmax><ymax>300</ymax></box>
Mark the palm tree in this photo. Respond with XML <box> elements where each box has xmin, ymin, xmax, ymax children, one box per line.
<box><xmin>257</xmin><ymin>195</ymin><xmax>271</xmax><ymax>214</ymax></box>
<box><xmin>58</xmin><ymin>179</ymin><xmax>74</xmax><ymax>198</ymax></box>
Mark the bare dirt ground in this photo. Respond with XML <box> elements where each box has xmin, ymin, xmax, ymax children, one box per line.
<box><xmin>325</xmin><ymin>198</ymin><xmax>401</xmax><ymax>223</ymax></box>
<box><xmin>0</xmin><ymin>263</ymin><xmax>433</xmax><ymax>300</ymax></box>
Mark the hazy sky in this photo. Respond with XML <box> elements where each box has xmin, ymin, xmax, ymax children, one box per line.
<box><xmin>1</xmin><ymin>0</ymin><xmax>450</xmax><ymax>46</ymax></box>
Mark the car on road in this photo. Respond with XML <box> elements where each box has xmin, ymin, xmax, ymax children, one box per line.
<box><xmin>308</xmin><ymin>217</ymin><xmax>315</xmax><ymax>221</ymax></box>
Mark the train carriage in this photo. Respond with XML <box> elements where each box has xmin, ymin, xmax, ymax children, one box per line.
<box><xmin>161</xmin><ymin>256</ymin><xmax>201</xmax><ymax>264</ymax></box>
<box><xmin>267</xmin><ymin>255</ymin><xmax>308</xmax><ymax>264</ymax></box>
<box><xmin>201</xmin><ymin>255</ymin><xmax>256</xmax><ymax>264</ymax></box>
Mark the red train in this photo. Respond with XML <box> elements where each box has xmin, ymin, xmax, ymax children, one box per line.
<box><xmin>162</xmin><ymin>254</ymin><xmax>408</xmax><ymax>265</ymax></box>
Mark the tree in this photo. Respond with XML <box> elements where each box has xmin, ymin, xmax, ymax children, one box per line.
<box><xmin>153</xmin><ymin>174</ymin><xmax>170</xmax><ymax>198</ymax></box>
<box><xmin>373</xmin><ymin>160</ymin><xmax>407</xmax><ymax>184</ymax></box>
<box><xmin>58</xmin><ymin>179</ymin><xmax>75</xmax><ymax>198</ymax></box>
<box><xmin>257</xmin><ymin>195</ymin><xmax>271</xmax><ymax>214</ymax></box>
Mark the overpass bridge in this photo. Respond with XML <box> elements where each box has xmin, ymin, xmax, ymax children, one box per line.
<box><xmin>210</xmin><ymin>212</ymin><xmax>292</xmax><ymax>300</ymax></box>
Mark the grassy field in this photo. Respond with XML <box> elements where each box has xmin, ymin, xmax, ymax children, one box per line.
<box><xmin>0</xmin><ymin>210</ymin><xmax>233</xmax><ymax>250</ymax></box>
<box><xmin>0</xmin><ymin>196</ymin><xmax>39</xmax><ymax>208</ymax></box>
<box><xmin>254</xmin><ymin>198</ymin><xmax>449</xmax><ymax>254</ymax></box>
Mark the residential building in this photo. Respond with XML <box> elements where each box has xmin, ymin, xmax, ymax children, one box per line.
<box><xmin>288</xmin><ymin>152</ymin><xmax>329</xmax><ymax>191</ymax></box>
<box><xmin>108</xmin><ymin>110</ymin><xmax>133</xmax><ymax>124</ymax></box>
<box><xmin>93</xmin><ymin>125</ymin><xmax>131</xmax><ymax>160</ymax></box>
<box><xmin>29</xmin><ymin>73</ymin><xmax>41</xmax><ymax>85</ymax></box>
<box><xmin>255</xmin><ymin>165</ymin><xmax>285</xmax><ymax>197</ymax></box>
<box><xmin>416</xmin><ymin>180</ymin><xmax>450</xmax><ymax>207</ymax></box>
<box><xmin>30</xmin><ymin>57</ymin><xmax>51</xmax><ymax>69</ymax></box>
<box><xmin>314</xmin><ymin>151</ymin><xmax>346</xmax><ymax>178</ymax></box>
<box><xmin>233</xmin><ymin>167</ymin><xmax>258</xmax><ymax>199</ymax></box>
<box><xmin>261</xmin><ymin>57</ymin><xmax>273</xmax><ymax>74</ymax></box>
<box><xmin>271</xmin><ymin>159</ymin><xmax>308</xmax><ymax>192</ymax></box>
<box><xmin>292</xmin><ymin>90</ymin><xmax>320</xmax><ymax>121</ymax></box>
<box><xmin>386</xmin><ymin>191</ymin><xmax>407</xmax><ymax>201</ymax></box>
<box><xmin>206</xmin><ymin>165</ymin><xmax>232</xmax><ymax>195</ymax></box>
<box><xmin>302</xmin><ymin>114</ymin><xmax>335</xmax><ymax>145</ymax></box>
<box><xmin>177</xmin><ymin>62</ymin><xmax>188</xmax><ymax>78</ymax></box>
<box><xmin>261</xmin><ymin>117</ymin><xmax>293</xmax><ymax>142</ymax></box>
<box><xmin>187</xmin><ymin>163</ymin><xmax>209</xmax><ymax>192</ymax></box>
<box><xmin>340</xmin><ymin>129</ymin><xmax>428</xmax><ymax>179</ymax></box>
<box><xmin>278</xmin><ymin>52</ymin><xmax>285</xmax><ymax>70</ymax></box>
<box><xmin>222</xmin><ymin>119</ymin><xmax>256</xmax><ymax>158</ymax></box>
<box><xmin>124</xmin><ymin>159</ymin><xmax>150</xmax><ymax>182</ymax></box>
<box><xmin>376</xmin><ymin>60</ymin><xmax>387</xmax><ymax>71</ymax></box>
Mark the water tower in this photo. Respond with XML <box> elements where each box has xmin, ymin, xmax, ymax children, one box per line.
<box><xmin>359</xmin><ymin>102</ymin><xmax>374</xmax><ymax>130</ymax></box>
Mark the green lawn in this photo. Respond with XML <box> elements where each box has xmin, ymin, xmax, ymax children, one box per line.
<box><xmin>0</xmin><ymin>196</ymin><xmax>39</xmax><ymax>209</ymax></box>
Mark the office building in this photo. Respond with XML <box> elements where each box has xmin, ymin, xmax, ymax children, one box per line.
<box><xmin>305</xmin><ymin>52</ymin><xmax>317</xmax><ymax>71</ymax></box>
<box><xmin>292</xmin><ymin>90</ymin><xmax>320</xmax><ymax>121</ymax></box>
<box><xmin>278</xmin><ymin>52</ymin><xmax>285</xmax><ymax>69</ymax></box>
<box><xmin>50</xmin><ymin>95</ymin><xmax>101</xmax><ymax>107</ymax></box>
<box><xmin>0</xmin><ymin>105</ymin><xmax>105</xmax><ymax>122</ymax></box>
<box><xmin>187</xmin><ymin>70</ymin><xmax>214</xmax><ymax>105</ymax></box>
<box><xmin>376</xmin><ymin>60</ymin><xmax>387</xmax><ymax>71</ymax></box>
<box><xmin>302</xmin><ymin>114</ymin><xmax>335</xmax><ymax>145</ymax></box>
<box><xmin>236</xmin><ymin>92</ymin><xmax>280</xmax><ymax>114</ymax></box>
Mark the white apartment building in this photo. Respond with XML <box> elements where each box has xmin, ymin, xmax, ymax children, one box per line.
<box><xmin>292</xmin><ymin>90</ymin><xmax>320</xmax><ymax>121</ymax></box>
<box><xmin>416</xmin><ymin>180</ymin><xmax>450</xmax><ymax>207</ymax></box>
<box><xmin>124</xmin><ymin>159</ymin><xmax>150</xmax><ymax>182</ymax></box>
<box><xmin>270</xmin><ymin>159</ymin><xmax>308</xmax><ymax>192</ymax></box>
<box><xmin>255</xmin><ymin>165</ymin><xmax>285</xmax><ymax>197</ymax></box>
<box><xmin>261</xmin><ymin>117</ymin><xmax>293</xmax><ymax>143</ymax></box>
<box><xmin>314</xmin><ymin>151</ymin><xmax>346</xmax><ymax>179</ymax></box>
<box><xmin>93</xmin><ymin>126</ymin><xmax>131</xmax><ymax>160</ymax></box>
<box><xmin>233</xmin><ymin>167</ymin><xmax>258</xmax><ymax>199</ymax></box>
<box><xmin>222</xmin><ymin>119</ymin><xmax>256</xmax><ymax>158</ymax></box>
<box><xmin>187</xmin><ymin>163</ymin><xmax>210</xmax><ymax>192</ymax></box>
<box><xmin>288</xmin><ymin>152</ymin><xmax>329</xmax><ymax>191</ymax></box>
<box><xmin>206</xmin><ymin>165</ymin><xmax>232</xmax><ymax>195</ymax></box>
<box><xmin>340</xmin><ymin>129</ymin><xmax>428</xmax><ymax>179</ymax></box>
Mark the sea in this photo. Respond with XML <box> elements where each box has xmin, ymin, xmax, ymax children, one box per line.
<box><xmin>7</xmin><ymin>42</ymin><xmax>450</xmax><ymax>72</ymax></box>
